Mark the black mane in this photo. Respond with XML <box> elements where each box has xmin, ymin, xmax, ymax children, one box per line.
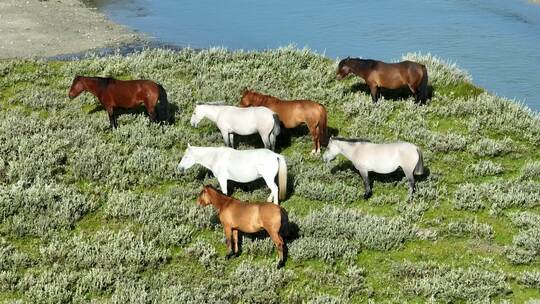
<box><xmin>331</xmin><ymin>137</ymin><xmax>371</xmax><ymax>143</ymax></box>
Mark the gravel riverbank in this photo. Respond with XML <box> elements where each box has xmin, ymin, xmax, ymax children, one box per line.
<box><xmin>0</xmin><ymin>0</ymin><xmax>141</xmax><ymax>58</ymax></box>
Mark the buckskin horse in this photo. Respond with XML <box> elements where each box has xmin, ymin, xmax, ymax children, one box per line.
<box><xmin>336</xmin><ymin>58</ymin><xmax>429</xmax><ymax>104</ymax></box>
<box><xmin>196</xmin><ymin>185</ymin><xmax>290</xmax><ymax>268</ymax></box>
<box><xmin>239</xmin><ymin>90</ymin><xmax>328</xmax><ymax>154</ymax></box>
<box><xmin>68</xmin><ymin>76</ymin><xmax>169</xmax><ymax>128</ymax></box>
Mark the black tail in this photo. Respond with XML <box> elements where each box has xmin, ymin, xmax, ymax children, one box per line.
<box><xmin>418</xmin><ymin>65</ymin><xmax>429</xmax><ymax>104</ymax></box>
<box><xmin>156</xmin><ymin>84</ymin><xmax>171</xmax><ymax>124</ymax></box>
<box><xmin>279</xmin><ymin>208</ymin><xmax>299</xmax><ymax>240</ymax></box>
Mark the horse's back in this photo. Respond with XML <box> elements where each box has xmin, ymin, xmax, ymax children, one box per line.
<box><xmin>225</xmin><ymin>201</ymin><xmax>281</xmax><ymax>233</ymax></box>
<box><xmin>359</xmin><ymin>142</ymin><xmax>420</xmax><ymax>173</ymax></box>
<box><xmin>107</xmin><ymin>79</ymin><xmax>160</xmax><ymax>105</ymax></box>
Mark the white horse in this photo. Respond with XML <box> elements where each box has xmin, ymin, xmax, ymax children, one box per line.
<box><xmin>322</xmin><ymin>137</ymin><xmax>424</xmax><ymax>199</ymax></box>
<box><xmin>190</xmin><ymin>104</ymin><xmax>281</xmax><ymax>151</ymax></box>
<box><xmin>177</xmin><ymin>145</ymin><xmax>287</xmax><ymax>204</ymax></box>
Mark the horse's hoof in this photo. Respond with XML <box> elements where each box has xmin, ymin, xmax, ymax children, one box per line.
<box><xmin>363</xmin><ymin>192</ymin><xmax>372</xmax><ymax>200</ymax></box>
<box><xmin>225</xmin><ymin>252</ymin><xmax>235</xmax><ymax>260</ymax></box>
<box><xmin>310</xmin><ymin>149</ymin><xmax>316</xmax><ymax>155</ymax></box>
<box><xmin>277</xmin><ymin>260</ymin><xmax>285</xmax><ymax>269</ymax></box>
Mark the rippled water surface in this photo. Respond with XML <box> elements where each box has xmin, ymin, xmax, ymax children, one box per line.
<box><xmin>92</xmin><ymin>0</ymin><xmax>540</xmax><ymax>110</ymax></box>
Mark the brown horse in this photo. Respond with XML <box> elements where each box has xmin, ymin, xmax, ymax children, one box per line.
<box><xmin>336</xmin><ymin>58</ymin><xmax>429</xmax><ymax>104</ymax></box>
<box><xmin>68</xmin><ymin>76</ymin><xmax>169</xmax><ymax>128</ymax></box>
<box><xmin>239</xmin><ymin>90</ymin><xmax>328</xmax><ymax>154</ymax></box>
<box><xmin>197</xmin><ymin>185</ymin><xmax>289</xmax><ymax>268</ymax></box>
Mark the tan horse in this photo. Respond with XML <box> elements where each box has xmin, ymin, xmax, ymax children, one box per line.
<box><xmin>336</xmin><ymin>58</ymin><xmax>429</xmax><ymax>104</ymax></box>
<box><xmin>239</xmin><ymin>90</ymin><xmax>328</xmax><ymax>154</ymax></box>
<box><xmin>197</xmin><ymin>185</ymin><xmax>289</xmax><ymax>268</ymax></box>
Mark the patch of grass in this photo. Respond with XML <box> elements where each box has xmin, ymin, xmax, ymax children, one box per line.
<box><xmin>1</xmin><ymin>47</ymin><xmax>540</xmax><ymax>302</ymax></box>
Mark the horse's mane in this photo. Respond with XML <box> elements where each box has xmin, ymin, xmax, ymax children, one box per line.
<box><xmin>197</xmin><ymin>101</ymin><xmax>227</xmax><ymax>106</ymax></box>
<box><xmin>331</xmin><ymin>137</ymin><xmax>371</xmax><ymax>143</ymax></box>
<box><xmin>78</xmin><ymin>76</ymin><xmax>114</xmax><ymax>88</ymax></box>
<box><xmin>244</xmin><ymin>90</ymin><xmax>284</xmax><ymax>103</ymax></box>
<box><xmin>339</xmin><ymin>58</ymin><xmax>376</xmax><ymax>70</ymax></box>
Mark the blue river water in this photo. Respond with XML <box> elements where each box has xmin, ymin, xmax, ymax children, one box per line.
<box><xmin>91</xmin><ymin>0</ymin><xmax>540</xmax><ymax>110</ymax></box>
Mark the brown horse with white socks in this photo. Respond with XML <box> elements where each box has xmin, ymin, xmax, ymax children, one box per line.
<box><xmin>68</xmin><ymin>76</ymin><xmax>169</xmax><ymax>128</ymax></box>
<box><xmin>336</xmin><ymin>58</ymin><xmax>429</xmax><ymax>104</ymax></box>
<box><xmin>239</xmin><ymin>90</ymin><xmax>328</xmax><ymax>154</ymax></box>
<box><xmin>197</xmin><ymin>185</ymin><xmax>289</xmax><ymax>268</ymax></box>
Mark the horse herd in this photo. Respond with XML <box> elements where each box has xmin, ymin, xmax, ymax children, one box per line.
<box><xmin>68</xmin><ymin>57</ymin><xmax>429</xmax><ymax>268</ymax></box>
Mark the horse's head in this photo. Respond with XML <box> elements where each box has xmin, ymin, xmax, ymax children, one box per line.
<box><xmin>336</xmin><ymin>58</ymin><xmax>353</xmax><ymax>80</ymax></box>
<box><xmin>68</xmin><ymin>76</ymin><xmax>84</xmax><ymax>99</ymax></box>
<box><xmin>196</xmin><ymin>186</ymin><xmax>214</xmax><ymax>207</ymax></box>
<box><xmin>190</xmin><ymin>105</ymin><xmax>205</xmax><ymax>127</ymax></box>
<box><xmin>178</xmin><ymin>145</ymin><xmax>196</xmax><ymax>173</ymax></box>
<box><xmin>238</xmin><ymin>89</ymin><xmax>254</xmax><ymax>107</ymax></box>
<box><xmin>322</xmin><ymin>138</ymin><xmax>339</xmax><ymax>164</ymax></box>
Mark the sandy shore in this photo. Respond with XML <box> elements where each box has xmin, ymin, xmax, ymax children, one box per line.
<box><xmin>0</xmin><ymin>0</ymin><xmax>140</xmax><ymax>59</ymax></box>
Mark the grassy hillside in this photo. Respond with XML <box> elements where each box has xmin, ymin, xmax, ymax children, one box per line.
<box><xmin>1</xmin><ymin>47</ymin><xmax>540</xmax><ymax>303</ymax></box>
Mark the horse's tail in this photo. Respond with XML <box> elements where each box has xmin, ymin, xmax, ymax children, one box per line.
<box><xmin>318</xmin><ymin>105</ymin><xmax>328</xmax><ymax>147</ymax></box>
<box><xmin>418</xmin><ymin>65</ymin><xmax>429</xmax><ymax>104</ymax></box>
<box><xmin>277</xmin><ymin>155</ymin><xmax>287</xmax><ymax>201</ymax></box>
<box><xmin>414</xmin><ymin>147</ymin><xmax>425</xmax><ymax>175</ymax></box>
<box><xmin>271</xmin><ymin>113</ymin><xmax>281</xmax><ymax>137</ymax></box>
<box><xmin>279</xmin><ymin>208</ymin><xmax>299</xmax><ymax>240</ymax></box>
<box><xmin>279</xmin><ymin>208</ymin><xmax>290</xmax><ymax>238</ymax></box>
<box><xmin>156</xmin><ymin>84</ymin><xmax>171</xmax><ymax>124</ymax></box>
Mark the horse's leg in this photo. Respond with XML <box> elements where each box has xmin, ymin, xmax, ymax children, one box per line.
<box><xmin>217</xmin><ymin>176</ymin><xmax>229</xmax><ymax>195</ymax></box>
<box><xmin>357</xmin><ymin>167</ymin><xmax>372</xmax><ymax>199</ymax></box>
<box><xmin>224</xmin><ymin>225</ymin><xmax>235</xmax><ymax>259</ymax></box>
<box><xmin>262</xmin><ymin>174</ymin><xmax>279</xmax><ymax>204</ymax></box>
<box><xmin>107</xmin><ymin>107</ymin><xmax>117</xmax><ymax>129</ymax></box>
<box><xmin>144</xmin><ymin>100</ymin><xmax>156</xmax><ymax>123</ymax></box>
<box><xmin>220</xmin><ymin>130</ymin><xmax>230</xmax><ymax>147</ymax></box>
<box><xmin>408</xmin><ymin>84</ymin><xmax>419</xmax><ymax>103</ymax></box>
<box><xmin>268</xmin><ymin>230</ymin><xmax>285</xmax><ymax>268</ymax></box>
<box><xmin>229</xmin><ymin>133</ymin><xmax>235</xmax><ymax>149</ymax></box>
<box><xmin>232</xmin><ymin>229</ymin><xmax>240</xmax><ymax>256</ymax></box>
<box><xmin>315</xmin><ymin>125</ymin><xmax>321</xmax><ymax>153</ymax></box>
<box><xmin>369</xmin><ymin>84</ymin><xmax>379</xmax><ymax>103</ymax></box>
<box><xmin>308</xmin><ymin>124</ymin><xmax>319</xmax><ymax>154</ymax></box>
<box><xmin>404</xmin><ymin>169</ymin><xmax>416</xmax><ymax>200</ymax></box>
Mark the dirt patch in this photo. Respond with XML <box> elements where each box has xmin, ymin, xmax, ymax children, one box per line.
<box><xmin>0</xmin><ymin>0</ymin><xmax>141</xmax><ymax>58</ymax></box>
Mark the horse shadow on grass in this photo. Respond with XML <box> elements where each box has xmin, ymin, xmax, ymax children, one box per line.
<box><xmin>276</xmin><ymin>124</ymin><xmax>340</xmax><ymax>151</ymax></box>
<box><xmin>346</xmin><ymin>82</ymin><xmax>434</xmax><ymax>103</ymax></box>
<box><xmin>330</xmin><ymin>160</ymin><xmax>431</xmax><ymax>195</ymax></box>
<box><xmin>87</xmin><ymin>101</ymin><xmax>180</xmax><ymax>124</ymax></box>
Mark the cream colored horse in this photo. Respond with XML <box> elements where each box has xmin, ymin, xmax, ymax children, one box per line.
<box><xmin>323</xmin><ymin>137</ymin><xmax>424</xmax><ymax>199</ymax></box>
<box><xmin>190</xmin><ymin>104</ymin><xmax>281</xmax><ymax>151</ymax></box>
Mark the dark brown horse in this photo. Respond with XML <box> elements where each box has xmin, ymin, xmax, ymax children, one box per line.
<box><xmin>336</xmin><ymin>58</ymin><xmax>429</xmax><ymax>104</ymax></box>
<box><xmin>68</xmin><ymin>76</ymin><xmax>169</xmax><ymax>128</ymax></box>
<box><xmin>239</xmin><ymin>90</ymin><xmax>328</xmax><ymax>154</ymax></box>
<box><xmin>197</xmin><ymin>185</ymin><xmax>289</xmax><ymax>268</ymax></box>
